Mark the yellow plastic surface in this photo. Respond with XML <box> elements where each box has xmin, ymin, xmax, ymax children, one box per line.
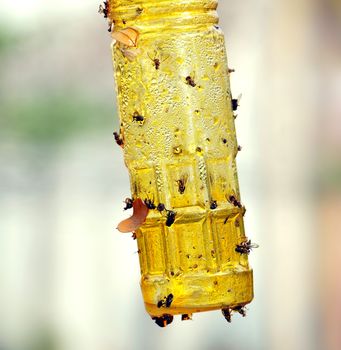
<box><xmin>107</xmin><ymin>0</ymin><xmax>253</xmax><ymax>319</ymax></box>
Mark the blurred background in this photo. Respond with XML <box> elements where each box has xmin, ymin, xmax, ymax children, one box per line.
<box><xmin>0</xmin><ymin>0</ymin><xmax>340</xmax><ymax>349</ymax></box>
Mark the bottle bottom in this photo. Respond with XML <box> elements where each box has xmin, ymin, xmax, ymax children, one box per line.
<box><xmin>142</xmin><ymin>267</ymin><xmax>253</xmax><ymax>317</ymax></box>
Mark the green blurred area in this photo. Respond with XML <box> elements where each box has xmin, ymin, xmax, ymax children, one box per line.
<box><xmin>28</xmin><ymin>331</ymin><xmax>57</xmax><ymax>350</ymax></box>
<box><xmin>0</xmin><ymin>23</ymin><xmax>116</xmax><ymax>144</ymax></box>
<box><xmin>0</xmin><ymin>25</ymin><xmax>15</xmax><ymax>52</ymax></box>
<box><xmin>1</xmin><ymin>93</ymin><xmax>113</xmax><ymax>142</ymax></box>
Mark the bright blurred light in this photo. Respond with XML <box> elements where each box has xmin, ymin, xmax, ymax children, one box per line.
<box><xmin>0</xmin><ymin>0</ymin><xmax>95</xmax><ymax>22</ymax></box>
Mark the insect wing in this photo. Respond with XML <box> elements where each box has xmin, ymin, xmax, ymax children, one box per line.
<box><xmin>121</xmin><ymin>48</ymin><xmax>141</xmax><ymax>61</ymax></box>
<box><xmin>112</xmin><ymin>27</ymin><xmax>139</xmax><ymax>47</ymax></box>
<box><xmin>250</xmin><ymin>242</ymin><xmax>259</xmax><ymax>249</ymax></box>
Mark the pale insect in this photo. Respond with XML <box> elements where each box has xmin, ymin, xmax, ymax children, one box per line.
<box><xmin>119</xmin><ymin>47</ymin><xmax>141</xmax><ymax>61</ymax></box>
<box><xmin>111</xmin><ymin>27</ymin><xmax>140</xmax><ymax>61</ymax></box>
<box><xmin>111</xmin><ymin>27</ymin><xmax>139</xmax><ymax>47</ymax></box>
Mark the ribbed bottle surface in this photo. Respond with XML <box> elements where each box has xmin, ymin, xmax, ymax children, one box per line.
<box><xmin>109</xmin><ymin>0</ymin><xmax>218</xmax><ymax>29</ymax></box>
<box><xmin>109</xmin><ymin>0</ymin><xmax>253</xmax><ymax>318</ymax></box>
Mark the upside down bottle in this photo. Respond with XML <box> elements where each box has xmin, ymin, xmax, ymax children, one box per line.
<box><xmin>104</xmin><ymin>0</ymin><xmax>254</xmax><ymax>326</ymax></box>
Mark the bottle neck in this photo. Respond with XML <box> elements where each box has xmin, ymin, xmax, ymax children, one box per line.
<box><xmin>109</xmin><ymin>0</ymin><xmax>218</xmax><ymax>31</ymax></box>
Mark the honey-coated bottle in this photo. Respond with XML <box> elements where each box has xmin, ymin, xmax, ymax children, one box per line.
<box><xmin>103</xmin><ymin>0</ymin><xmax>254</xmax><ymax>326</ymax></box>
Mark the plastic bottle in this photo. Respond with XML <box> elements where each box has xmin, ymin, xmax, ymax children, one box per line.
<box><xmin>104</xmin><ymin>0</ymin><xmax>254</xmax><ymax>326</ymax></box>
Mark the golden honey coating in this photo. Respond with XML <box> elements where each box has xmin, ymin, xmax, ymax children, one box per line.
<box><xmin>108</xmin><ymin>0</ymin><xmax>253</xmax><ymax>322</ymax></box>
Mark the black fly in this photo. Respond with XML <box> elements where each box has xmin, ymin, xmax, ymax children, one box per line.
<box><xmin>181</xmin><ymin>314</ymin><xmax>192</xmax><ymax>321</ymax></box>
<box><xmin>98</xmin><ymin>1</ymin><xmax>109</xmax><ymax>18</ymax></box>
<box><xmin>152</xmin><ymin>314</ymin><xmax>174</xmax><ymax>328</ymax></box>
<box><xmin>231</xmin><ymin>94</ymin><xmax>242</xmax><ymax>111</ymax></box>
<box><xmin>166</xmin><ymin>210</ymin><xmax>176</xmax><ymax>227</ymax></box>
<box><xmin>123</xmin><ymin>198</ymin><xmax>133</xmax><ymax>210</ymax></box>
<box><xmin>132</xmin><ymin>112</ymin><xmax>144</xmax><ymax>123</ymax></box>
<box><xmin>113</xmin><ymin>131</ymin><xmax>124</xmax><ymax>147</ymax></box>
<box><xmin>144</xmin><ymin>198</ymin><xmax>156</xmax><ymax>210</ymax></box>
<box><xmin>232</xmin><ymin>305</ymin><xmax>247</xmax><ymax>317</ymax></box>
<box><xmin>222</xmin><ymin>308</ymin><xmax>232</xmax><ymax>323</ymax></box>
<box><xmin>228</xmin><ymin>195</ymin><xmax>242</xmax><ymax>208</ymax></box>
<box><xmin>157</xmin><ymin>203</ymin><xmax>165</xmax><ymax>212</ymax></box>
<box><xmin>235</xmin><ymin>239</ymin><xmax>259</xmax><ymax>255</ymax></box>
<box><xmin>165</xmin><ymin>294</ymin><xmax>173</xmax><ymax>307</ymax></box>
<box><xmin>157</xmin><ymin>293</ymin><xmax>174</xmax><ymax>308</ymax></box>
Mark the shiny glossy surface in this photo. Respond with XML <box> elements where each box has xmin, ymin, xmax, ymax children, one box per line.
<box><xmin>109</xmin><ymin>0</ymin><xmax>253</xmax><ymax>319</ymax></box>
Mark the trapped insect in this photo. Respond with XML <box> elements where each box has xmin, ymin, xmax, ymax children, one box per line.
<box><xmin>181</xmin><ymin>314</ymin><xmax>192</xmax><ymax>321</ymax></box>
<box><xmin>119</xmin><ymin>47</ymin><xmax>141</xmax><ymax>61</ymax></box>
<box><xmin>132</xmin><ymin>112</ymin><xmax>144</xmax><ymax>123</ymax></box>
<box><xmin>107</xmin><ymin>20</ymin><xmax>114</xmax><ymax>32</ymax></box>
<box><xmin>228</xmin><ymin>194</ymin><xmax>242</xmax><ymax>208</ymax></box>
<box><xmin>165</xmin><ymin>210</ymin><xmax>176</xmax><ymax>227</ymax></box>
<box><xmin>165</xmin><ymin>293</ymin><xmax>174</xmax><ymax>307</ymax></box>
<box><xmin>152</xmin><ymin>314</ymin><xmax>173</xmax><ymax>328</ymax></box>
<box><xmin>112</xmin><ymin>27</ymin><xmax>139</xmax><ymax>47</ymax></box>
<box><xmin>232</xmin><ymin>305</ymin><xmax>247</xmax><ymax>317</ymax></box>
<box><xmin>157</xmin><ymin>294</ymin><xmax>174</xmax><ymax>308</ymax></box>
<box><xmin>185</xmin><ymin>75</ymin><xmax>196</xmax><ymax>87</ymax></box>
<box><xmin>144</xmin><ymin>198</ymin><xmax>156</xmax><ymax>210</ymax></box>
<box><xmin>98</xmin><ymin>1</ymin><xmax>109</xmax><ymax>18</ymax></box>
<box><xmin>231</xmin><ymin>94</ymin><xmax>242</xmax><ymax>111</ymax></box>
<box><xmin>136</xmin><ymin>7</ymin><xmax>143</xmax><ymax>15</ymax></box>
<box><xmin>221</xmin><ymin>308</ymin><xmax>231</xmax><ymax>323</ymax></box>
<box><xmin>235</xmin><ymin>239</ymin><xmax>259</xmax><ymax>255</ymax></box>
<box><xmin>147</xmin><ymin>51</ymin><xmax>169</xmax><ymax>70</ymax></box>
<box><xmin>123</xmin><ymin>198</ymin><xmax>134</xmax><ymax>210</ymax></box>
<box><xmin>157</xmin><ymin>203</ymin><xmax>165</xmax><ymax>212</ymax></box>
<box><xmin>150</xmin><ymin>57</ymin><xmax>161</xmax><ymax>70</ymax></box>
<box><xmin>113</xmin><ymin>131</ymin><xmax>124</xmax><ymax>147</ymax></box>
<box><xmin>176</xmin><ymin>174</ymin><xmax>188</xmax><ymax>194</ymax></box>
